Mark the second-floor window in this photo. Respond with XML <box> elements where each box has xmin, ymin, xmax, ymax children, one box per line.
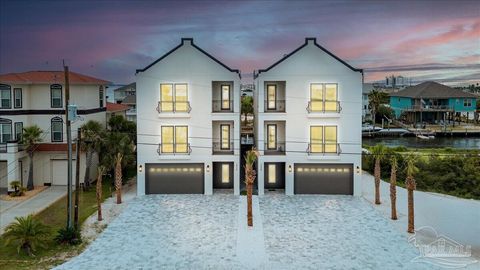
<box><xmin>51</xmin><ymin>84</ymin><xmax>63</xmax><ymax>108</ymax></box>
<box><xmin>267</xmin><ymin>124</ymin><xmax>277</xmax><ymax>150</ymax></box>
<box><xmin>221</xmin><ymin>85</ymin><xmax>231</xmax><ymax>110</ymax></box>
<box><xmin>14</xmin><ymin>88</ymin><xmax>22</xmax><ymax>108</ymax></box>
<box><xmin>464</xmin><ymin>99</ymin><xmax>472</xmax><ymax>107</ymax></box>
<box><xmin>160</xmin><ymin>84</ymin><xmax>188</xmax><ymax>112</ymax></box>
<box><xmin>51</xmin><ymin>117</ymin><xmax>63</xmax><ymax>142</ymax></box>
<box><xmin>161</xmin><ymin>125</ymin><xmax>188</xmax><ymax>153</ymax></box>
<box><xmin>310</xmin><ymin>125</ymin><xmax>337</xmax><ymax>153</ymax></box>
<box><xmin>221</xmin><ymin>124</ymin><xmax>230</xmax><ymax>149</ymax></box>
<box><xmin>0</xmin><ymin>84</ymin><xmax>11</xmax><ymax>109</ymax></box>
<box><xmin>99</xmin><ymin>86</ymin><xmax>104</xmax><ymax>107</ymax></box>
<box><xmin>0</xmin><ymin>120</ymin><xmax>12</xmax><ymax>143</ymax></box>
<box><xmin>267</xmin><ymin>84</ymin><xmax>276</xmax><ymax>110</ymax></box>
<box><xmin>310</xmin><ymin>83</ymin><xmax>338</xmax><ymax>112</ymax></box>
<box><xmin>15</xmin><ymin>122</ymin><xmax>23</xmax><ymax>141</ymax></box>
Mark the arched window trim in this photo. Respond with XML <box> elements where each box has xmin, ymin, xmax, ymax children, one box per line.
<box><xmin>51</xmin><ymin>116</ymin><xmax>63</xmax><ymax>142</ymax></box>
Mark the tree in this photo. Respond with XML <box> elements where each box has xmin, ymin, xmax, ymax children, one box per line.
<box><xmin>368</xmin><ymin>90</ymin><xmax>389</xmax><ymax>125</ymax></box>
<box><xmin>244</xmin><ymin>148</ymin><xmax>258</xmax><ymax>227</ymax></box>
<box><xmin>241</xmin><ymin>96</ymin><xmax>254</xmax><ymax>124</ymax></box>
<box><xmin>405</xmin><ymin>154</ymin><xmax>418</xmax><ymax>233</ymax></box>
<box><xmin>390</xmin><ymin>156</ymin><xmax>398</xmax><ymax>220</ymax></box>
<box><xmin>3</xmin><ymin>215</ymin><xmax>49</xmax><ymax>256</ymax></box>
<box><xmin>80</xmin><ymin>120</ymin><xmax>104</xmax><ymax>189</ymax></box>
<box><xmin>96</xmin><ymin>166</ymin><xmax>105</xmax><ymax>221</ymax></box>
<box><xmin>370</xmin><ymin>144</ymin><xmax>386</xmax><ymax>204</ymax></box>
<box><xmin>21</xmin><ymin>126</ymin><xmax>43</xmax><ymax>190</ymax></box>
<box><xmin>108</xmin><ymin>115</ymin><xmax>136</xmax><ymax>143</ymax></box>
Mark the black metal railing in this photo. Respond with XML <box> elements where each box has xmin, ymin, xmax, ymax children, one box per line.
<box><xmin>264</xmin><ymin>100</ymin><xmax>286</xmax><ymax>112</ymax></box>
<box><xmin>264</xmin><ymin>142</ymin><xmax>286</xmax><ymax>155</ymax></box>
<box><xmin>157</xmin><ymin>143</ymin><xmax>192</xmax><ymax>155</ymax></box>
<box><xmin>156</xmin><ymin>101</ymin><xmax>191</xmax><ymax>113</ymax></box>
<box><xmin>404</xmin><ymin>105</ymin><xmax>453</xmax><ymax>111</ymax></box>
<box><xmin>307</xmin><ymin>143</ymin><xmax>341</xmax><ymax>155</ymax></box>
<box><xmin>212</xmin><ymin>141</ymin><xmax>234</xmax><ymax>155</ymax></box>
<box><xmin>306</xmin><ymin>100</ymin><xmax>341</xmax><ymax>113</ymax></box>
<box><xmin>212</xmin><ymin>100</ymin><xmax>234</xmax><ymax>112</ymax></box>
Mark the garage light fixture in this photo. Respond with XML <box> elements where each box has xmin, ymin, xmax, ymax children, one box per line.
<box><xmin>138</xmin><ymin>165</ymin><xmax>143</xmax><ymax>172</ymax></box>
<box><xmin>206</xmin><ymin>165</ymin><xmax>210</xmax><ymax>172</ymax></box>
<box><xmin>288</xmin><ymin>165</ymin><xmax>292</xmax><ymax>172</ymax></box>
<box><xmin>356</xmin><ymin>166</ymin><xmax>361</xmax><ymax>175</ymax></box>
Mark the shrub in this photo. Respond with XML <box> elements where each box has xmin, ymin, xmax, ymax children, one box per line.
<box><xmin>9</xmin><ymin>181</ymin><xmax>26</xmax><ymax>197</ymax></box>
<box><xmin>3</xmin><ymin>215</ymin><xmax>50</xmax><ymax>256</ymax></box>
<box><xmin>55</xmin><ymin>226</ymin><xmax>82</xmax><ymax>245</ymax></box>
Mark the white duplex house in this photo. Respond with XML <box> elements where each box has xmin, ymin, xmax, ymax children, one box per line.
<box><xmin>254</xmin><ymin>38</ymin><xmax>363</xmax><ymax>196</ymax></box>
<box><xmin>0</xmin><ymin>71</ymin><xmax>109</xmax><ymax>192</ymax></box>
<box><xmin>136</xmin><ymin>38</ymin><xmax>241</xmax><ymax>196</ymax></box>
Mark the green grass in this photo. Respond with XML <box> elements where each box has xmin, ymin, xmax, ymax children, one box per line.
<box><xmin>0</xmin><ymin>182</ymin><xmax>113</xmax><ymax>270</ymax></box>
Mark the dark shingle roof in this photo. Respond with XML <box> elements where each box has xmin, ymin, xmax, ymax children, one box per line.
<box><xmin>390</xmin><ymin>81</ymin><xmax>477</xmax><ymax>99</ymax></box>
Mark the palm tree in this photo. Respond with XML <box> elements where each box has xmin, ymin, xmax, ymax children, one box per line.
<box><xmin>81</xmin><ymin>120</ymin><xmax>104</xmax><ymax>189</ymax></box>
<box><xmin>114</xmin><ymin>153</ymin><xmax>123</xmax><ymax>204</ymax></box>
<box><xmin>244</xmin><ymin>148</ymin><xmax>258</xmax><ymax>227</ymax></box>
<box><xmin>368</xmin><ymin>90</ymin><xmax>389</xmax><ymax>126</ymax></box>
<box><xmin>96</xmin><ymin>166</ymin><xmax>105</xmax><ymax>221</ymax></box>
<box><xmin>3</xmin><ymin>215</ymin><xmax>49</xmax><ymax>256</ymax></box>
<box><xmin>390</xmin><ymin>156</ymin><xmax>398</xmax><ymax>220</ymax></box>
<box><xmin>370</xmin><ymin>144</ymin><xmax>386</xmax><ymax>204</ymax></box>
<box><xmin>405</xmin><ymin>154</ymin><xmax>417</xmax><ymax>233</ymax></box>
<box><xmin>21</xmin><ymin>126</ymin><xmax>43</xmax><ymax>190</ymax></box>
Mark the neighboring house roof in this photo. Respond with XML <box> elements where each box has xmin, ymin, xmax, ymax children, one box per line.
<box><xmin>106</xmin><ymin>102</ymin><xmax>129</xmax><ymax>112</ymax></box>
<box><xmin>136</xmin><ymin>38</ymin><xmax>241</xmax><ymax>78</ymax></box>
<box><xmin>0</xmin><ymin>71</ymin><xmax>111</xmax><ymax>85</ymax></box>
<box><xmin>255</xmin><ymin>37</ymin><xmax>362</xmax><ymax>78</ymax></box>
<box><xmin>390</xmin><ymin>81</ymin><xmax>478</xmax><ymax>99</ymax></box>
<box><xmin>122</xmin><ymin>95</ymin><xmax>136</xmax><ymax>105</ymax></box>
<box><xmin>114</xmin><ymin>82</ymin><xmax>136</xmax><ymax>93</ymax></box>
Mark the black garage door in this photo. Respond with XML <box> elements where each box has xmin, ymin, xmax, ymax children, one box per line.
<box><xmin>145</xmin><ymin>163</ymin><xmax>204</xmax><ymax>194</ymax></box>
<box><xmin>294</xmin><ymin>163</ymin><xmax>353</xmax><ymax>195</ymax></box>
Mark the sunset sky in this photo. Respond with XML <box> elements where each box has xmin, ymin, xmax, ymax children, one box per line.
<box><xmin>0</xmin><ymin>0</ymin><xmax>479</xmax><ymax>85</ymax></box>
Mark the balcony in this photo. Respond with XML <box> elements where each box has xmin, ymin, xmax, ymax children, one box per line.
<box><xmin>156</xmin><ymin>101</ymin><xmax>191</xmax><ymax>113</ymax></box>
<box><xmin>0</xmin><ymin>141</ymin><xmax>24</xmax><ymax>154</ymax></box>
<box><xmin>264</xmin><ymin>100</ymin><xmax>286</xmax><ymax>112</ymax></box>
<box><xmin>157</xmin><ymin>143</ymin><xmax>191</xmax><ymax>155</ymax></box>
<box><xmin>0</xmin><ymin>143</ymin><xmax>6</xmax><ymax>153</ymax></box>
<box><xmin>306</xmin><ymin>100</ymin><xmax>341</xmax><ymax>113</ymax></box>
<box><xmin>212</xmin><ymin>141</ymin><xmax>234</xmax><ymax>155</ymax></box>
<box><xmin>264</xmin><ymin>142</ymin><xmax>285</xmax><ymax>155</ymax></box>
<box><xmin>403</xmin><ymin>105</ymin><xmax>453</xmax><ymax>112</ymax></box>
<box><xmin>307</xmin><ymin>143</ymin><xmax>341</xmax><ymax>155</ymax></box>
<box><xmin>212</xmin><ymin>100</ymin><xmax>234</xmax><ymax>113</ymax></box>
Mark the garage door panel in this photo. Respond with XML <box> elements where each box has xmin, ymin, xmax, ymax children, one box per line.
<box><xmin>52</xmin><ymin>160</ymin><xmax>76</xmax><ymax>186</ymax></box>
<box><xmin>294</xmin><ymin>163</ymin><xmax>353</xmax><ymax>195</ymax></box>
<box><xmin>146</xmin><ymin>163</ymin><xmax>204</xmax><ymax>194</ymax></box>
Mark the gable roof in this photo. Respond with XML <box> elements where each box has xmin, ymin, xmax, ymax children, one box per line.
<box><xmin>106</xmin><ymin>102</ymin><xmax>129</xmax><ymax>112</ymax></box>
<box><xmin>255</xmin><ymin>37</ymin><xmax>362</xmax><ymax>78</ymax></box>
<box><xmin>0</xmin><ymin>71</ymin><xmax>111</xmax><ymax>85</ymax></box>
<box><xmin>136</xmin><ymin>38</ymin><xmax>241</xmax><ymax>78</ymax></box>
<box><xmin>114</xmin><ymin>82</ymin><xmax>136</xmax><ymax>93</ymax></box>
<box><xmin>390</xmin><ymin>81</ymin><xmax>478</xmax><ymax>99</ymax></box>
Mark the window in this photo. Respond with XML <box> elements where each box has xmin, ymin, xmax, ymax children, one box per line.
<box><xmin>161</xmin><ymin>125</ymin><xmax>188</xmax><ymax>153</ymax></box>
<box><xmin>268</xmin><ymin>164</ymin><xmax>276</xmax><ymax>184</ymax></box>
<box><xmin>0</xmin><ymin>84</ymin><xmax>11</xmax><ymax>109</ymax></box>
<box><xmin>310</xmin><ymin>125</ymin><xmax>338</xmax><ymax>153</ymax></box>
<box><xmin>51</xmin><ymin>117</ymin><xmax>63</xmax><ymax>142</ymax></box>
<box><xmin>309</xmin><ymin>83</ymin><xmax>338</xmax><ymax>112</ymax></box>
<box><xmin>0</xmin><ymin>120</ymin><xmax>12</xmax><ymax>143</ymax></box>
<box><xmin>99</xmin><ymin>86</ymin><xmax>104</xmax><ymax>107</ymax></box>
<box><xmin>220</xmin><ymin>124</ymin><xmax>230</xmax><ymax>150</ymax></box>
<box><xmin>14</xmin><ymin>88</ymin><xmax>22</xmax><ymax>108</ymax></box>
<box><xmin>159</xmin><ymin>83</ymin><xmax>188</xmax><ymax>112</ymax></box>
<box><xmin>221</xmin><ymin>164</ymin><xmax>230</xmax><ymax>183</ymax></box>
<box><xmin>221</xmin><ymin>85</ymin><xmax>231</xmax><ymax>110</ymax></box>
<box><xmin>267</xmin><ymin>124</ymin><xmax>277</xmax><ymax>150</ymax></box>
<box><xmin>50</xmin><ymin>84</ymin><xmax>63</xmax><ymax>108</ymax></box>
<box><xmin>267</xmin><ymin>84</ymin><xmax>276</xmax><ymax>110</ymax></box>
<box><xmin>463</xmin><ymin>99</ymin><xmax>472</xmax><ymax>107</ymax></box>
<box><xmin>14</xmin><ymin>122</ymin><xmax>23</xmax><ymax>141</ymax></box>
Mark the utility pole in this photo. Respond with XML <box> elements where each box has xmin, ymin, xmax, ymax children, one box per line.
<box><xmin>64</xmin><ymin>64</ymin><xmax>73</xmax><ymax>229</ymax></box>
<box><xmin>74</xmin><ymin>127</ymin><xmax>81</xmax><ymax>229</ymax></box>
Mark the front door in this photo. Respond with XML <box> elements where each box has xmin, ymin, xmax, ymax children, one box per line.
<box><xmin>264</xmin><ymin>162</ymin><xmax>285</xmax><ymax>190</ymax></box>
<box><xmin>213</xmin><ymin>162</ymin><xmax>234</xmax><ymax>189</ymax></box>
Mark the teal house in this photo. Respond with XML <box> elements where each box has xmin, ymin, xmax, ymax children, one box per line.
<box><xmin>390</xmin><ymin>81</ymin><xmax>477</xmax><ymax>124</ymax></box>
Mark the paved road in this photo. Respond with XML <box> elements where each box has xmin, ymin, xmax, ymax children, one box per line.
<box><xmin>0</xmin><ymin>186</ymin><xmax>67</xmax><ymax>233</ymax></box>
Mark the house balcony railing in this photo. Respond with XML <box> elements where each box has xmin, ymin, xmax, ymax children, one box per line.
<box><xmin>0</xmin><ymin>141</ymin><xmax>25</xmax><ymax>153</ymax></box>
<box><xmin>307</xmin><ymin>143</ymin><xmax>341</xmax><ymax>155</ymax></box>
<box><xmin>212</xmin><ymin>141</ymin><xmax>234</xmax><ymax>155</ymax></box>
<box><xmin>264</xmin><ymin>142</ymin><xmax>286</xmax><ymax>155</ymax></box>
<box><xmin>403</xmin><ymin>105</ymin><xmax>453</xmax><ymax>112</ymax></box>
<box><xmin>157</xmin><ymin>143</ymin><xmax>192</xmax><ymax>155</ymax></box>
<box><xmin>212</xmin><ymin>100</ymin><xmax>234</xmax><ymax>112</ymax></box>
<box><xmin>0</xmin><ymin>143</ymin><xmax>6</xmax><ymax>153</ymax></box>
<box><xmin>306</xmin><ymin>100</ymin><xmax>341</xmax><ymax>113</ymax></box>
<box><xmin>156</xmin><ymin>101</ymin><xmax>191</xmax><ymax>113</ymax></box>
<box><xmin>264</xmin><ymin>100</ymin><xmax>286</xmax><ymax>112</ymax></box>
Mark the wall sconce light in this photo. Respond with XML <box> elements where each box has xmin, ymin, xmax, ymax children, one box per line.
<box><xmin>206</xmin><ymin>165</ymin><xmax>210</xmax><ymax>172</ymax></box>
<box><xmin>356</xmin><ymin>166</ymin><xmax>361</xmax><ymax>175</ymax></box>
<box><xmin>138</xmin><ymin>165</ymin><xmax>143</xmax><ymax>173</ymax></box>
<box><xmin>288</xmin><ymin>164</ymin><xmax>292</xmax><ymax>172</ymax></box>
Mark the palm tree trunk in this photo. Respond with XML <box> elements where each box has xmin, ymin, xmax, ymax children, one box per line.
<box><xmin>27</xmin><ymin>152</ymin><xmax>34</xmax><ymax>191</ymax></box>
<box><xmin>407</xmin><ymin>176</ymin><xmax>415</xmax><ymax>233</ymax></box>
<box><xmin>115</xmin><ymin>155</ymin><xmax>123</xmax><ymax>204</ymax></box>
<box><xmin>374</xmin><ymin>158</ymin><xmax>381</xmax><ymax>204</ymax></box>
<box><xmin>247</xmin><ymin>182</ymin><xmax>253</xmax><ymax>227</ymax></box>
<box><xmin>390</xmin><ymin>165</ymin><xmax>397</xmax><ymax>220</ymax></box>
<box><xmin>83</xmin><ymin>149</ymin><xmax>93</xmax><ymax>189</ymax></box>
<box><xmin>96</xmin><ymin>171</ymin><xmax>103</xmax><ymax>221</ymax></box>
